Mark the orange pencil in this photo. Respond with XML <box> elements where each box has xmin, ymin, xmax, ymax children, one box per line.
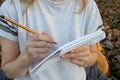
<box><xmin>0</xmin><ymin>15</ymin><xmax>38</xmax><ymax>34</ymax></box>
<box><xmin>0</xmin><ymin>15</ymin><xmax>57</xmax><ymax>44</ymax></box>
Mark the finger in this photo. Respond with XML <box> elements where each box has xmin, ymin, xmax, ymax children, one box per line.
<box><xmin>61</xmin><ymin>50</ymin><xmax>90</xmax><ymax>58</ymax></box>
<box><xmin>42</xmin><ymin>30</ymin><xmax>49</xmax><ymax>36</ymax></box>
<box><xmin>31</xmin><ymin>52</ymin><xmax>49</xmax><ymax>61</ymax></box>
<box><xmin>71</xmin><ymin>44</ymin><xmax>89</xmax><ymax>53</ymax></box>
<box><xmin>70</xmin><ymin>59</ymin><xmax>84</xmax><ymax>66</ymax></box>
<box><xmin>28</xmin><ymin>34</ymin><xmax>50</xmax><ymax>42</ymax></box>
<box><xmin>28</xmin><ymin>35</ymin><xmax>40</xmax><ymax>41</ymax></box>
<box><xmin>28</xmin><ymin>32</ymin><xmax>55</xmax><ymax>44</ymax></box>
<box><xmin>38</xmin><ymin>34</ymin><xmax>55</xmax><ymax>44</ymax></box>
<box><xmin>41</xmin><ymin>31</ymin><xmax>55</xmax><ymax>43</ymax></box>
<box><xmin>28</xmin><ymin>47</ymin><xmax>51</xmax><ymax>54</ymax></box>
<box><xmin>71</xmin><ymin>56</ymin><xmax>88</xmax><ymax>61</ymax></box>
<box><xmin>27</xmin><ymin>40</ymin><xmax>53</xmax><ymax>48</ymax></box>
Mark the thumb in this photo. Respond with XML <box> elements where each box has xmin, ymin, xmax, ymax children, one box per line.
<box><xmin>42</xmin><ymin>30</ymin><xmax>49</xmax><ymax>35</ymax></box>
<box><xmin>42</xmin><ymin>31</ymin><xmax>56</xmax><ymax>43</ymax></box>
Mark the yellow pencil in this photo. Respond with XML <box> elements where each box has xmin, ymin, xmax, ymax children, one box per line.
<box><xmin>0</xmin><ymin>15</ymin><xmax>57</xmax><ymax>44</ymax></box>
<box><xmin>0</xmin><ymin>15</ymin><xmax>38</xmax><ymax>34</ymax></box>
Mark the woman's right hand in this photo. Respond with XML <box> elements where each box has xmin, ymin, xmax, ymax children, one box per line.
<box><xmin>23</xmin><ymin>31</ymin><xmax>55</xmax><ymax>64</ymax></box>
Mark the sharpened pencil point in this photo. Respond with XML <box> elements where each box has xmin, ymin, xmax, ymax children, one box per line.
<box><xmin>53</xmin><ymin>42</ymin><xmax>57</xmax><ymax>45</ymax></box>
<box><xmin>0</xmin><ymin>15</ymin><xmax>5</xmax><ymax>19</ymax></box>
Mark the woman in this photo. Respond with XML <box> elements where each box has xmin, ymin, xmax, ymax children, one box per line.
<box><xmin>0</xmin><ymin>0</ymin><xmax>104</xmax><ymax>80</ymax></box>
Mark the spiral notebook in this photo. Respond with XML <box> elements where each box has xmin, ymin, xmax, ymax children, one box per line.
<box><xmin>30</xmin><ymin>30</ymin><xmax>106</xmax><ymax>74</ymax></box>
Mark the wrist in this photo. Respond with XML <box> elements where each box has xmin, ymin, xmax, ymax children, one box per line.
<box><xmin>21</xmin><ymin>51</ymin><xmax>33</xmax><ymax>67</ymax></box>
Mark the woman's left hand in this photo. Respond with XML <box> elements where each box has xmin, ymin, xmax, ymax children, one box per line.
<box><xmin>61</xmin><ymin>44</ymin><xmax>90</xmax><ymax>67</ymax></box>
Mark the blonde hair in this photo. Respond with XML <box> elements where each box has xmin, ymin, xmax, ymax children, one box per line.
<box><xmin>11</xmin><ymin>0</ymin><xmax>88</xmax><ymax>14</ymax></box>
<box><xmin>76</xmin><ymin>0</ymin><xmax>88</xmax><ymax>14</ymax></box>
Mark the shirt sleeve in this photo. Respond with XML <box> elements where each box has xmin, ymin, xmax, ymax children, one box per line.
<box><xmin>84</xmin><ymin>0</ymin><xmax>105</xmax><ymax>45</ymax></box>
<box><xmin>0</xmin><ymin>0</ymin><xmax>18</xmax><ymax>41</ymax></box>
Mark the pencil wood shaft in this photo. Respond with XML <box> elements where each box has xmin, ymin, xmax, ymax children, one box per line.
<box><xmin>0</xmin><ymin>15</ymin><xmax>57</xmax><ymax>44</ymax></box>
<box><xmin>4</xmin><ymin>17</ymin><xmax>38</xmax><ymax>34</ymax></box>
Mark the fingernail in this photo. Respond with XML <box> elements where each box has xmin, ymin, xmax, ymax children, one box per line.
<box><xmin>84</xmin><ymin>58</ymin><xmax>88</xmax><ymax>60</ymax></box>
<box><xmin>60</xmin><ymin>55</ymin><xmax>65</xmax><ymax>58</ymax></box>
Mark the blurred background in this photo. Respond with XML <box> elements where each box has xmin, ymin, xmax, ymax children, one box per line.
<box><xmin>95</xmin><ymin>0</ymin><xmax>120</xmax><ymax>79</ymax></box>
<box><xmin>0</xmin><ymin>0</ymin><xmax>120</xmax><ymax>80</ymax></box>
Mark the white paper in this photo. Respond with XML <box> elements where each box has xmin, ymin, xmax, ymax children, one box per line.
<box><xmin>30</xmin><ymin>30</ymin><xmax>106</xmax><ymax>73</ymax></box>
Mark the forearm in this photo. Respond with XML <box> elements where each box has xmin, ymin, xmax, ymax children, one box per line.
<box><xmin>2</xmin><ymin>52</ymin><xmax>31</xmax><ymax>79</ymax></box>
<box><xmin>1</xmin><ymin>33</ymin><xmax>54</xmax><ymax>79</ymax></box>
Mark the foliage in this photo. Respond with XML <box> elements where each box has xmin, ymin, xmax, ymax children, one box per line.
<box><xmin>95</xmin><ymin>0</ymin><xmax>120</xmax><ymax>29</ymax></box>
<box><xmin>0</xmin><ymin>0</ymin><xmax>4</xmax><ymax>6</ymax></box>
<box><xmin>95</xmin><ymin>0</ymin><xmax>120</xmax><ymax>80</ymax></box>
<box><xmin>101</xmin><ymin>28</ymin><xmax>120</xmax><ymax>80</ymax></box>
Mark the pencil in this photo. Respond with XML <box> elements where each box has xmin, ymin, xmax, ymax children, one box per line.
<box><xmin>0</xmin><ymin>15</ymin><xmax>38</xmax><ymax>34</ymax></box>
<box><xmin>0</xmin><ymin>15</ymin><xmax>57</xmax><ymax>44</ymax></box>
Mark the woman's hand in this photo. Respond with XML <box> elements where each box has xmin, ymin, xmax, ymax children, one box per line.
<box><xmin>61</xmin><ymin>44</ymin><xmax>97</xmax><ymax>67</ymax></box>
<box><xmin>23</xmin><ymin>31</ymin><xmax>55</xmax><ymax>64</ymax></box>
<box><xmin>0</xmin><ymin>31</ymin><xmax>56</xmax><ymax>78</ymax></box>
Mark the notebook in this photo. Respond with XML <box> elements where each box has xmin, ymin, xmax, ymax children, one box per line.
<box><xmin>30</xmin><ymin>30</ymin><xmax>106</xmax><ymax>74</ymax></box>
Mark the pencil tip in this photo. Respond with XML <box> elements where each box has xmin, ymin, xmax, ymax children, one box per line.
<box><xmin>53</xmin><ymin>42</ymin><xmax>57</xmax><ymax>45</ymax></box>
<box><xmin>0</xmin><ymin>15</ymin><xmax>5</xmax><ymax>19</ymax></box>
